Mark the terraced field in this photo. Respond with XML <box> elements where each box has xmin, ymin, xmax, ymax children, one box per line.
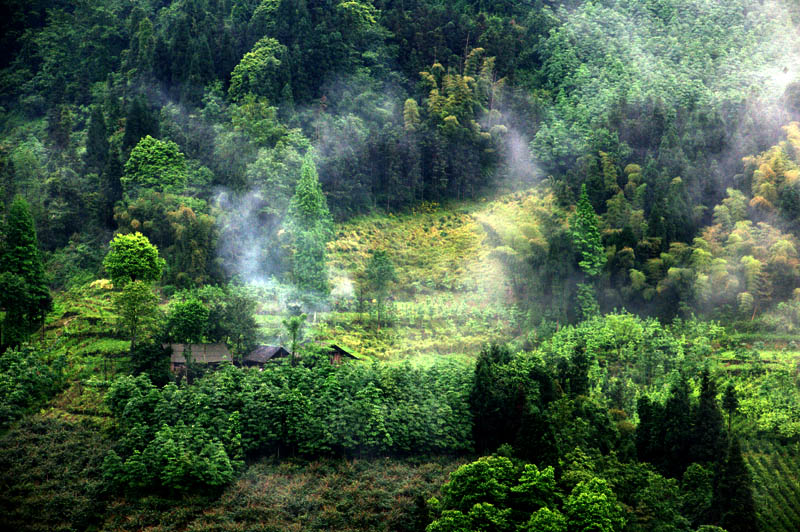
<box><xmin>743</xmin><ymin>439</ymin><xmax>800</xmax><ymax>532</ymax></box>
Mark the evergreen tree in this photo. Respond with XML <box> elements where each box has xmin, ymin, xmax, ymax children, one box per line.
<box><xmin>691</xmin><ymin>369</ymin><xmax>726</xmax><ymax>464</ymax></box>
<box><xmin>365</xmin><ymin>249</ymin><xmax>397</xmax><ymax>328</ymax></box>
<box><xmin>571</xmin><ymin>184</ymin><xmax>606</xmax><ymax>277</ymax></box>
<box><xmin>283</xmin><ymin>313</ymin><xmax>306</xmax><ymax>367</ymax></box>
<box><xmin>84</xmin><ymin>105</ymin><xmax>109</xmax><ymax>175</ymax></box>
<box><xmin>663</xmin><ymin>375</ymin><xmax>693</xmax><ymax>478</ymax></box>
<box><xmin>0</xmin><ymin>196</ymin><xmax>51</xmax><ymax>347</ymax></box>
<box><xmin>722</xmin><ymin>383</ymin><xmax>738</xmax><ymax>434</ymax></box>
<box><xmin>287</xmin><ymin>151</ymin><xmax>331</xmax><ymax>296</ymax></box>
<box><xmin>469</xmin><ymin>343</ymin><xmax>516</xmax><ymax>453</ymax></box>
<box><xmin>122</xmin><ymin>95</ymin><xmax>159</xmax><ymax>154</ymax></box>
<box><xmin>636</xmin><ymin>396</ymin><xmax>663</xmax><ymax>466</ymax></box>
<box><xmin>713</xmin><ymin>438</ymin><xmax>759</xmax><ymax>532</ymax></box>
<box><xmin>571</xmin><ymin>184</ymin><xmax>606</xmax><ymax>318</ymax></box>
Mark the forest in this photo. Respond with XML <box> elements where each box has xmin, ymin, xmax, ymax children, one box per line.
<box><xmin>1</xmin><ymin>1</ymin><xmax>799</xmax><ymax>531</ymax></box>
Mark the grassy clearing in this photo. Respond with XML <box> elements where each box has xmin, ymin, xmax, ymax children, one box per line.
<box><xmin>315</xmin><ymin>193</ymin><xmax>548</xmax><ymax>363</ymax></box>
<box><xmin>42</xmin><ymin>281</ymin><xmax>129</xmax><ymax>380</ymax></box>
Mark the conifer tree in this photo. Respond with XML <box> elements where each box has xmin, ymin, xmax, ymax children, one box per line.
<box><xmin>722</xmin><ymin>383</ymin><xmax>738</xmax><ymax>434</ymax></box>
<box><xmin>85</xmin><ymin>105</ymin><xmax>109</xmax><ymax>175</ymax></box>
<box><xmin>572</xmin><ymin>183</ymin><xmax>606</xmax><ymax>276</ymax></box>
<box><xmin>365</xmin><ymin>249</ymin><xmax>396</xmax><ymax>327</ymax></box>
<box><xmin>691</xmin><ymin>369</ymin><xmax>726</xmax><ymax>464</ymax></box>
<box><xmin>663</xmin><ymin>375</ymin><xmax>693</xmax><ymax>478</ymax></box>
<box><xmin>0</xmin><ymin>196</ymin><xmax>51</xmax><ymax>346</ymax></box>
<box><xmin>122</xmin><ymin>95</ymin><xmax>159</xmax><ymax>154</ymax></box>
<box><xmin>713</xmin><ymin>438</ymin><xmax>759</xmax><ymax>532</ymax></box>
<box><xmin>287</xmin><ymin>151</ymin><xmax>331</xmax><ymax>296</ymax></box>
<box><xmin>571</xmin><ymin>183</ymin><xmax>606</xmax><ymax>318</ymax></box>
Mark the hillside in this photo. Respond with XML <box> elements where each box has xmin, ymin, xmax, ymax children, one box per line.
<box><xmin>3</xmin><ymin>1</ymin><xmax>800</xmax><ymax>531</ymax></box>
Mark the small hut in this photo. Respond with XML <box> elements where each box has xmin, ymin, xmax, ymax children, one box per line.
<box><xmin>243</xmin><ymin>345</ymin><xmax>291</xmax><ymax>366</ymax></box>
<box><xmin>326</xmin><ymin>344</ymin><xmax>359</xmax><ymax>364</ymax></box>
<box><xmin>167</xmin><ymin>343</ymin><xmax>231</xmax><ymax>372</ymax></box>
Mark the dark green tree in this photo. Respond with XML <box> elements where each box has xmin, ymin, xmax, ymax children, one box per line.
<box><xmin>85</xmin><ymin>105</ymin><xmax>109</xmax><ymax>175</ymax></box>
<box><xmin>713</xmin><ymin>439</ymin><xmax>759</xmax><ymax>532</ymax></box>
<box><xmin>365</xmin><ymin>249</ymin><xmax>396</xmax><ymax>328</ymax></box>
<box><xmin>722</xmin><ymin>383</ymin><xmax>738</xmax><ymax>434</ymax></box>
<box><xmin>0</xmin><ymin>196</ymin><xmax>51</xmax><ymax>347</ymax></box>
<box><xmin>571</xmin><ymin>184</ymin><xmax>606</xmax><ymax>319</ymax></box>
<box><xmin>663</xmin><ymin>375</ymin><xmax>693</xmax><ymax>478</ymax></box>
<box><xmin>469</xmin><ymin>343</ymin><xmax>516</xmax><ymax>453</ymax></box>
<box><xmin>691</xmin><ymin>369</ymin><xmax>726</xmax><ymax>464</ymax></box>
<box><xmin>122</xmin><ymin>95</ymin><xmax>160</xmax><ymax>154</ymax></box>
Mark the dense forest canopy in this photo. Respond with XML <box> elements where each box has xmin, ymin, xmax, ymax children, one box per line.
<box><xmin>1</xmin><ymin>1</ymin><xmax>800</xmax><ymax>531</ymax></box>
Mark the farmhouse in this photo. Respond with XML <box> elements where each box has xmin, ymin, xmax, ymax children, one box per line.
<box><xmin>167</xmin><ymin>343</ymin><xmax>231</xmax><ymax>372</ymax></box>
<box><xmin>243</xmin><ymin>345</ymin><xmax>291</xmax><ymax>366</ymax></box>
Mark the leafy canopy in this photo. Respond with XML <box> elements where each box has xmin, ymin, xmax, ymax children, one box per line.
<box><xmin>103</xmin><ymin>232</ymin><xmax>165</xmax><ymax>287</ymax></box>
<box><xmin>122</xmin><ymin>135</ymin><xmax>188</xmax><ymax>195</ymax></box>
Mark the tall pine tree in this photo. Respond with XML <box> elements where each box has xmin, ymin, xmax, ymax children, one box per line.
<box><xmin>571</xmin><ymin>183</ymin><xmax>606</xmax><ymax>318</ymax></box>
<box><xmin>0</xmin><ymin>196</ymin><xmax>51</xmax><ymax>347</ymax></box>
<box><xmin>287</xmin><ymin>150</ymin><xmax>332</xmax><ymax>296</ymax></box>
<box><xmin>713</xmin><ymin>438</ymin><xmax>759</xmax><ymax>532</ymax></box>
<box><xmin>691</xmin><ymin>369</ymin><xmax>726</xmax><ymax>464</ymax></box>
<box><xmin>84</xmin><ymin>105</ymin><xmax>109</xmax><ymax>175</ymax></box>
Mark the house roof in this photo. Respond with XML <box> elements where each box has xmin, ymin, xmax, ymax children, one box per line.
<box><xmin>244</xmin><ymin>345</ymin><xmax>291</xmax><ymax>364</ymax></box>
<box><xmin>167</xmin><ymin>343</ymin><xmax>231</xmax><ymax>364</ymax></box>
<box><xmin>326</xmin><ymin>344</ymin><xmax>359</xmax><ymax>360</ymax></box>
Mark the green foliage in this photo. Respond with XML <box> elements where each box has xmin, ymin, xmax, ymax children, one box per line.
<box><xmin>0</xmin><ymin>344</ymin><xmax>64</xmax><ymax>427</ymax></box>
<box><xmin>365</xmin><ymin>249</ymin><xmax>397</xmax><ymax>326</ymax></box>
<box><xmin>288</xmin><ymin>151</ymin><xmax>332</xmax><ymax>295</ymax></box>
<box><xmin>103</xmin><ymin>361</ymin><xmax>472</xmax><ymax>492</ymax></box>
<box><xmin>564</xmin><ymin>477</ymin><xmax>626</xmax><ymax>532</ymax></box>
<box><xmin>428</xmin><ymin>455</ymin><xmax>631</xmax><ymax>532</ymax></box>
<box><xmin>113</xmin><ymin>192</ymin><xmax>219</xmax><ymax>287</ymax></box>
<box><xmin>103</xmin><ymin>232</ymin><xmax>165</xmax><ymax>287</ymax></box>
<box><xmin>122</xmin><ymin>135</ymin><xmax>188</xmax><ymax>195</ymax></box>
<box><xmin>114</xmin><ymin>280</ymin><xmax>161</xmax><ymax>352</ymax></box>
<box><xmin>166</xmin><ymin>298</ymin><xmax>209</xmax><ymax>343</ymax></box>
<box><xmin>0</xmin><ymin>196</ymin><xmax>51</xmax><ymax>346</ymax></box>
<box><xmin>282</xmin><ymin>312</ymin><xmax>306</xmax><ymax>366</ymax></box>
<box><xmin>4</xmin><ymin>1</ymin><xmax>800</xmax><ymax>529</ymax></box>
<box><xmin>571</xmin><ymin>184</ymin><xmax>606</xmax><ymax>277</ymax></box>
<box><xmin>228</xmin><ymin>37</ymin><xmax>289</xmax><ymax>103</ymax></box>
<box><xmin>170</xmin><ymin>284</ymin><xmax>259</xmax><ymax>356</ymax></box>
<box><xmin>0</xmin><ymin>416</ymin><xmax>110</xmax><ymax>532</ymax></box>
<box><xmin>714</xmin><ymin>439</ymin><xmax>759</xmax><ymax>532</ymax></box>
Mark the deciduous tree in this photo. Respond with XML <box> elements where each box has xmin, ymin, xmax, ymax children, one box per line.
<box><xmin>103</xmin><ymin>232</ymin><xmax>165</xmax><ymax>287</ymax></box>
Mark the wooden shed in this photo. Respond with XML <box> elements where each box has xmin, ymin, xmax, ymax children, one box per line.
<box><xmin>167</xmin><ymin>343</ymin><xmax>231</xmax><ymax>372</ymax></box>
<box><xmin>243</xmin><ymin>345</ymin><xmax>291</xmax><ymax>366</ymax></box>
<box><xmin>326</xmin><ymin>344</ymin><xmax>359</xmax><ymax>364</ymax></box>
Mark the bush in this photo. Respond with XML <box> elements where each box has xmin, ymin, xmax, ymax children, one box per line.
<box><xmin>0</xmin><ymin>344</ymin><xmax>65</xmax><ymax>427</ymax></box>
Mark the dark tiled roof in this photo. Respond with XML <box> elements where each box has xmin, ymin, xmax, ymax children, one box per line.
<box><xmin>167</xmin><ymin>343</ymin><xmax>231</xmax><ymax>364</ymax></box>
<box><xmin>245</xmin><ymin>345</ymin><xmax>291</xmax><ymax>364</ymax></box>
